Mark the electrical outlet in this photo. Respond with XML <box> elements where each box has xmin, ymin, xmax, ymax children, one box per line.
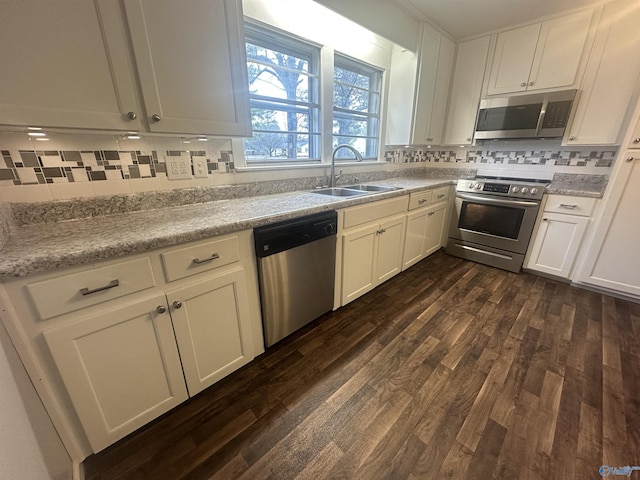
<box><xmin>192</xmin><ymin>157</ymin><xmax>208</xmax><ymax>178</ymax></box>
<box><xmin>165</xmin><ymin>156</ymin><xmax>192</xmax><ymax>180</ymax></box>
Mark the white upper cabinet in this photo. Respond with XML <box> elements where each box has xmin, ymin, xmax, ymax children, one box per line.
<box><xmin>385</xmin><ymin>23</ymin><xmax>454</xmax><ymax>146</ymax></box>
<box><xmin>411</xmin><ymin>24</ymin><xmax>455</xmax><ymax>145</ymax></box>
<box><xmin>565</xmin><ymin>0</ymin><xmax>640</xmax><ymax>146</ymax></box>
<box><xmin>0</xmin><ymin>0</ymin><xmax>251</xmax><ymax>136</ymax></box>
<box><xmin>443</xmin><ymin>36</ymin><xmax>490</xmax><ymax>146</ymax></box>
<box><xmin>0</xmin><ymin>0</ymin><xmax>141</xmax><ymax>130</ymax></box>
<box><xmin>487</xmin><ymin>10</ymin><xmax>593</xmax><ymax>95</ymax></box>
<box><xmin>124</xmin><ymin>0</ymin><xmax>251</xmax><ymax>136</ymax></box>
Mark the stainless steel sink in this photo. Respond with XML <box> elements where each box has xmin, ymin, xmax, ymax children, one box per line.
<box><xmin>342</xmin><ymin>184</ymin><xmax>403</xmax><ymax>192</ymax></box>
<box><xmin>311</xmin><ymin>187</ymin><xmax>369</xmax><ymax>197</ymax></box>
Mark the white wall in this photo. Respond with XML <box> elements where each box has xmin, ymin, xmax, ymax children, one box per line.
<box><xmin>0</xmin><ymin>322</ymin><xmax>72</xmax><ymax>480</ymax></box>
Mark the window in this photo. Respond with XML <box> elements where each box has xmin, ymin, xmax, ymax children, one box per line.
<box><xmin>333</xmin><ymin>56</ymin><xmax>382</xmax><ymax>160</ymax></box>
<box><xmin>243</xmin><ymin>26</ymin><xmax>321</xmax><ymax>164</ymax></box>
<box><xmin>242</xmin><ymin>24</ymin><xmax>385</xmax><ymax>167</ymax></box>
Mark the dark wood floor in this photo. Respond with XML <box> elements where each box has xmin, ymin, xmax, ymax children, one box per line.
<box><xmin>84</xmin><ymin>251</ymin><xmax>640</xmax><ymax>480</ymax></box>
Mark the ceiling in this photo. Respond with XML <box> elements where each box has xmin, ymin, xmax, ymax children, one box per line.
<box><xmin>396</xmin><ymin>0</ymin><xmax>613</xmax><ymax>39</ymax></box>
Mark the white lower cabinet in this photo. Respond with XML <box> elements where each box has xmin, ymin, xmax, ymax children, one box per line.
<box><xmin>167</xmin><ymin>266</ymin><xmax>255</xmax><ymax>396</ymax></box>
<box><xmin>341</xmin><ymin>214</ymin><xmax>406</xmax><ymax>306</ymax></box>
<box><xmin>525</xmin><ymin>212</ymin><xmax>589</xmax><ymax>278</ymax></box>
<box><xmin>0</xmin><ymin>230</ymin><xmax>263</xmax><ymax>460</ymax></box>
<box><xmin>403</xmin><ymin>195</ymin><xmax>448</xmax><ymax>271</ymax></box>
<box><xmin>525</xmin><ymin>195</ymin><xmax>596</xmax><ymax>278</ymax></box>
<box><xmin>43</xmin><ymin>294</ymin><xmax>189</xmax><ymax>453</ymax></box>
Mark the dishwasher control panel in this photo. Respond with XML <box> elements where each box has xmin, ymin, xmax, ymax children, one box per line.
<box><xmin>253</xmin><ymin>211</ymin><xmax>338</xmax><ymax>258</ymax></box>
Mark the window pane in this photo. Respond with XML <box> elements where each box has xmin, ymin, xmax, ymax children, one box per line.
<box><xmin>333</xmin><ymin>56</ymin><xmax>382</xmax><ymax>160</ymax></box>
<box><xmin>244</xmin><ymin>27</ymin><xmax>320</xmax><ymax>164</ymax></box>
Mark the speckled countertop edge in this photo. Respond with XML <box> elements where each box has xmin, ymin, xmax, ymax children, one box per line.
<box><xmin>0</xmin><ymin>179</ymin><xmax>453</xmax><ymax>279</ymax></box>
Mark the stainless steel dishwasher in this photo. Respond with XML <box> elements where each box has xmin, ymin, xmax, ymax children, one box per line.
<box><xmin>254</xmin><ymin>211</ymin><xmax>337</xmax><ymax>347</ymax></box>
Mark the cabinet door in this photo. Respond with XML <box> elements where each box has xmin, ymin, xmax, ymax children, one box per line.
<box><xmin>43</xmin><ymin>294</ymin><xmax>188</xmax><ymax>453</ymax></box>
<box><xmin>424</xmin><ymin>202</ymin><xmax>448</xmax><ymax>257</ymax></box>
<box><xmin>578</xmin><ymin>153</ymin><xmax>640</xmax><ymax>295</ymax></box>
<box><xmin>0</xmin><ymin>0</ymin><xmax>140</xmax><ymax>130</ymax></box>
<box><xmin>487</xmin><ymin>23</ymin><xmax>540</xmax><ymax>95</ymax></box>
<box><xmin>403</xmin><ymin>209</ymin><xmax>429</xmax><ymax>270</ymax></box>
<box><xmin>566</xmin><ymin>1</ymin><xmax>640</xmax><ymax>146</ymax></box>
<box><xmin>412</xmin><ymin>25</ymin><xmax>455</xmax><ymax>145</ymax></box>
<box><xmin>528</xmin><ymin>10</ymin><xmax>592</xmax><ymax>91</ymax></box>
<box><xmin>342</xmin><ymin>224</ymin><xmax>378</xmax><ymax>305</ymax></box>
<box><xmin>375</xmin><ymin>215</ymin><xmax>407</xmax><ymax>285</ymax></box>
<box><xmin>124</xmin><ymin>0</ymin><xmax>251</xmax><ymax>135</ymax></box>
<box><xmin>167</xmin><ymin>267</ymin><xmax>255</xmax><ymax>396</ymax></box>
<box><xmin>526</xmin><ymin>212</ymin><xmax>589</xmax><ymax>278</ymax></box>
<box><xmin>443</xmin><ymin>36</ymin><xmax>490</xmax><ymax>146</ymax></box>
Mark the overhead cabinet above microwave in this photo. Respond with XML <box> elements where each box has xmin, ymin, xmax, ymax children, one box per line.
<box><xmin>0</xmin><ymin>0</ymin><xmax>251</xmax><ymax>136</ymax></box>
<box><xmin>486</xmin><ymin>10</ymin><xmax>593</xmax><ymax>96</ymax></box>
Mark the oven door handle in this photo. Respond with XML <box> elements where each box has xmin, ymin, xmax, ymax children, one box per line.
<box><xmin>456</xmin><ymin>192</ymin><xmax>540</xmax><ymax>208</ymax></box>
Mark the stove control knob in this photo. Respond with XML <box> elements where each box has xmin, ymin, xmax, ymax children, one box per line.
<box><xmin>530</xmin><ymin>188</ymin><xmax>538</xmax><ymax>195</ymax></box>
<box><xmin>521</xmin><ymin>187</ymin><xmax>529</xmax><ymax>194</ymax></box>
<box><xmin>475</xmin><ymin>183</ymin><xmax>482</xmax><ymax>189</ymax></box>
<box><xmin>468</xmin><ymin>182</ymin><xmax>475</xmax><ymax>188</ymax></box>
<box><xmin>511</xmin><ymin>186</ymin><xmax>520</xmax><ymax>193</ymax></box>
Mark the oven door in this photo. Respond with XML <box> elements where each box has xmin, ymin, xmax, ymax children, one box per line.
<box><xmin>448</xmin><ymin>192</ymin><xmax>540</xmax><ymax>254</ymax></box>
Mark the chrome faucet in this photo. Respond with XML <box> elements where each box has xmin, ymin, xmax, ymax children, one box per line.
<box><xmin>330</xmin><ymin>144</ymin><xmax>363</xmax><ymax>187</ymax></box>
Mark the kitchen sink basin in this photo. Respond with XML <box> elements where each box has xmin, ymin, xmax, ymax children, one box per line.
<box><xmin>311</xmin><ymin>187</ymin><xmax>369</xmax><ymax>197</ymax></box>
<box><xmin>342</xmin><ymin>184</ymin><xmax>403</xmax><ymax>192</ymax></box>
<box><xmin>311</xmin><ymin>184</ymin><xmax>403</xmax><ymax>197</ymax></box>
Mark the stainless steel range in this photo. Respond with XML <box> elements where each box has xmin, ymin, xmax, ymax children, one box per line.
<box><xmin>446</xmin><ymin>176</ymin><xmax>549</xmax><ymax>272</ymax></box>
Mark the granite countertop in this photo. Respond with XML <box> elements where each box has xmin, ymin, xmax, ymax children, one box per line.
<box><xmin>0</xmin><ymin>178</ymin><xmax>452</xmax><ymax>279</ymax></box>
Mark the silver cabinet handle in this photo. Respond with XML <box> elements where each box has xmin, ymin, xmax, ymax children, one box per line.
<box><xmin>127</xmin><ymin>111</ymin><xmax>137</xmax><ymax>120</ymax></box>
<box><xmin>156</xmin><ymin>305</ymin><xmax>167</xmax><ymax>314</ymax></box>
<box><xmin>626</xmin><ymin>156</ymin><xmax>636</xmax><ymax>162</ymax></box>
<box><xmin>569</xmin><ymin>136</ymin><xmax>576</xmax><ymax>141</ymax></box>
<box><xmin>428</xmin><ymin>211</ymin><xmax>435</xmax><ymax>216</ymax></box>
<box><xmin>418</xmin><ymin>199</ymin><xmax>428</xmax><ymax>204</ymax></box>
<box><xmin>173</xmin><ymin>300</ymin><xmax>183</xmax><ymax>309</ymax></box>
<box><xmin>192</xmin><ymin>253</ymin><xmax>220</xmax><ymax>265</ymax></box>
<box><xmin>466</xmin><ymin>137</ymin><xmax>472</xmax><ymax>142</ymax></box>
<box><xmin>151</xmin><ymin>114</ymin><xmax>161</xmax><ymax>122</ymax></box>
<box><xmin>559</xmin><ymin>204</ymin><xmax>578</xmax><ymax>209</ymax></box>
<box><xmin>520</xmin><ymin>82</ymin><xmax>527</xmax><ymax>87</ymax></box>
<box><xmin>79</xmin><ymin>279</ymin><xmax>119</xmax><ymax>296</ymax></box>
<box><xmin>528</xmin><ymin>81</ymin><xmax>535</xmax><ymax>86</ymax></box>
<box><xmin>633</xmin><ymin>138</ymin><xmax>640</xmax><ymax>144</ymax></box>
<box><xmin>437</xmin><ymin>194</ymin><xmax>445</xmax><ymax>199</ymax></box>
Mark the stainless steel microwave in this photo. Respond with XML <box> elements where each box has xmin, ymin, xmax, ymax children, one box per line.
<box><xmin>475</xmin><ymin>89</ymin><xmax>577</xmax><ymax>140</ymax></box>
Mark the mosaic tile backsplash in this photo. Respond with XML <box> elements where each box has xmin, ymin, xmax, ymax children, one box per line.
<box><xmin>384</xmin><ymin>147</ymin><xmax>617</xmax><ymax>167</ymax></box>
<box><xmin>0</xmin><ymin>149</ymin><xmax>234</xmax><ymax>187</ymax></box>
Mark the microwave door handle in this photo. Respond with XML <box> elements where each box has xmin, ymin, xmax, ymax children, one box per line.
<box><xmin>535</xmin><ymin>97</ymin><xmax>549</xmax><ymax>135</ymax></box>
<box><xmin>457</xmin><ymin>192</ymin><xmax>540</xmax><ymax>208</ymax></box>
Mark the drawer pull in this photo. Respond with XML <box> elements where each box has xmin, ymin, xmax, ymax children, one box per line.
<box><xmin>437</xmin><ymin>194</ymin><xmax>446</xmax><ymax>199</ymax></box>
<box><xmin>559</xmin><ymin>204</ymin><xmax>578</xmax><ymax>209</ymax></box>
<box><xmin>79</xmin><ymin>279</ymin><xmax>120</xmax><ymax>296</ymax></box>
<box><xmin>192</xmin><ymin>253</ymin><xmax>221</xmax><ymax>265</ymax></box>
<box><xmin>418</xmin><ymin>199</ymin><xmax>428</xmax><ymax>204</ymax></box>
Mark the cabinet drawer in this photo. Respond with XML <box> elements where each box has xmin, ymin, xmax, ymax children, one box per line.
<box><xmin>161</xmin><ymin>236</ymin><xmax>240</xmax><ymax>282</ymax></box>
<box><xmin>544</xmin><ymin>195</ymin><xmax>596</xmax><ymax>217</ymax></box>
<box><xmin>432</xmin><ymin>186</ymin><xmax>450</xmax><ymax>204</ymax></box>
<box><xmin>27</xmin><ymin>257</ymin><xmax>156</xmax><ymax>320</ymax></box>
<box><xmin>343</xmin><ymin>196</ymin><xmax>409</xmax><ymax>229</ymax></box>
<box><xmin>408</xmin><ymin>191</ymin><xmax>433</xmax><ymax>210</ymax></box>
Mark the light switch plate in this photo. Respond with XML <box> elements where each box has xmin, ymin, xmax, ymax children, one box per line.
<box><xmin>192</xmin><ymin>157</ymin><xmax>208</xmax><ymax>178</ymax></box>
<box><xmin>165</xmin><ymin>156</ymin><xmax>192</xmax><ymax>180</ymax></box>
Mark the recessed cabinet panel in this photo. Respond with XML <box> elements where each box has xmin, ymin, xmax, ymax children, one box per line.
<box><xmin>43</xmin><ymin>294</ymin><xmax>188</xmax><ymax>452</ymax></box>
<box><xmin>0</xmin><ymin>0</ymin><xmax>140</xmax><ymax>130</ymax></box>
<box><xmin>167</xmin><ymin>267</ymin><xmax>254</xmax><ymax>396</ymax></box>
<box><xmin>161</xmin><ymin>236</ymin><xmax>240</xmax><ymax>282</ymax></box>
<box><xmin>124</xmin><ymin>0</ymin><xmax>251</xmax><ymax>135</ymax></box>
<box><xmin>341</xmin><ymin>224</ymin><xmax>378</xmax><ymax>305</ymax></box>
<box><xmin>375</xmin><ymin>216</ymin><xmax>407</xmax><ymax>284</ymax></box>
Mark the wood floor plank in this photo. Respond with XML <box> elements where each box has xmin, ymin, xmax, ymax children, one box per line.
<box><xmin>81</xmin><ymin>251</ymin><xmax>639</xmax><ymax>480</ymax></box>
